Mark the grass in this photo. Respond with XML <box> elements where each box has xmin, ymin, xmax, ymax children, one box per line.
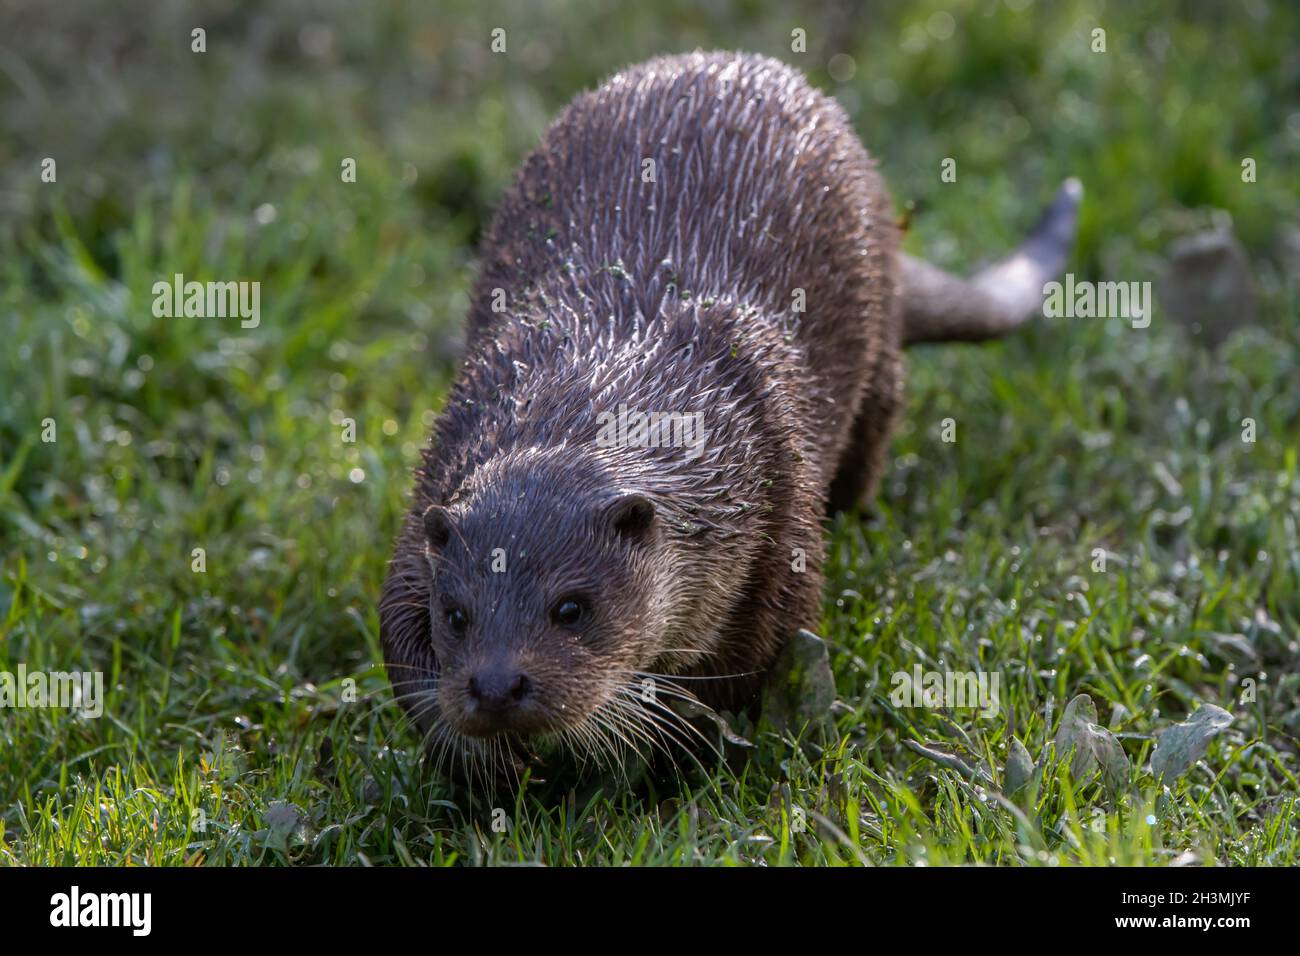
<box><xmin>1</xmin><ymin>0</ymin><xmax>1297</xmax><ymax>866</ymax></box>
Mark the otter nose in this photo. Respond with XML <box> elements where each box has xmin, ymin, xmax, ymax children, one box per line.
<box><xmin>467</xmin><ymin>668</ymin><xmax>532</xmax><ymax>714</ymax></box>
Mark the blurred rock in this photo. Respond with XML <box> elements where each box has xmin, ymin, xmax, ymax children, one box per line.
<box><xmin>1160</xmin><ymin>230</ymin><xmax>1255</xmax><ymax>348</ymax></box>
<box><xmin>761</xmin><ymin>629</ymin><xmax>836</xmax><ymax>736</ymax></box>
<box><xmin>1276</xmin><ymin>224</ymin><xmax>1300</xmax><ymax>281</ymax></box>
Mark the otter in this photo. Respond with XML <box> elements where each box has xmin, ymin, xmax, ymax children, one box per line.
<box><xmin>380</xmin><ymin>51</ymin><xmax>1080</xmax><ymax>781</ymax></box>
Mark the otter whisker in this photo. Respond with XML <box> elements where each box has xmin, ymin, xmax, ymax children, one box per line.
<box><xmin>601</xmin><ymin>674</ymin><xmax>712</xmax><ymax>768</ymax></box>
<box><xmin>629</xmin><ymin>672</ymin><xmax>721</xmax><ymax>710</ymax></box>
<box><xmin>357</xmin><ymin>687</ymin><xmax>436</xmax><ymax>753</ymax></box>
<box><xmin>605</xmin><ymin>698</ymin><xmax>678</xmax><ymax>765</ymax></box>
<box><xmin>607</xmin><ymin>701</ymin><xmax>694</xmax><ymax>778</ymax></box>
<box><xmin>576</xmin><ymin>707</ymin><xmax>634</xmax><ymax>787</ymax></box>
<box><xmin>588</xmin><ymin>703</ymin><xmax>650</xmax><ymax>765</ymax></box>
<box><xmin>619</xmin><ymin>676</ymin><xmax>723</xmax><ymax>757</ymax></box>
<box><xmin>607</xmin><ymin>687</ymin><xmax>718</xmax><ymax>779</ymax></box>
<box><xmin>590</xmin><ymin>697</ymin><xmax>645</xmax><ymax>748</ymax></box>
<box><xmin>575</xmin><ymin>712</ymin><xmax>622</xmax><ymax>777</ymax></box>
<box><xmin>430</xmin><ymin>724</ymin><xmax>460</xmax><ymax>782</ymax></box>
<box><xmin>636</xmin><ymin>669</ymin><xmax>764</xmax><ymax>683</ymax></box>
<box><xmin>376</xmin><ymin>687</ymin><xmax>441</xmax><ymax>749</ymax></box>
<box><xmin>612</xmin><ymin>688</ymin><xmax>712</xmax><ymax>760</ymax></box>
<box><xmin>609</xmin><ymin>692</ymin><xmax>695</xmax><ymax>755</ymax></box>
<box><xmin>412</xmin><ymin>698</ymin><xmax>449</xmax><ymax>753</ymax></box>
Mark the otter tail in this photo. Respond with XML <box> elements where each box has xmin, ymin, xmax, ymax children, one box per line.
<box><xmin>901</xmin><ymin>178</ymin><xmax>1083</xmax><ymax>345</ymax></box>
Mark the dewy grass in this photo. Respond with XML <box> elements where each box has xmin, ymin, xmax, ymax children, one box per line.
<box><xmin>1</xmin><ymin>0</ymin><xmax>1297</xmax><ymax>866</ymax></box>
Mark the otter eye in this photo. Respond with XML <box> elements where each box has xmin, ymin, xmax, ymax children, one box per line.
<box><xmin>444</xmin><ymin>605</ymin><xmax>469</xmax><ymax>636</ymax></box>
<box><xmin>551</xmin><ymin>597</ymin><xmax>588</xmax><ymax>628</ymax></box>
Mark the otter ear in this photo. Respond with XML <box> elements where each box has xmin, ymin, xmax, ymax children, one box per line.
<box><xmin>422</xmin><ymin>504</ymin><xmax>452</xmax><ymax>549</ymax></box>
<box><xmin>604</xmin><ymin>493</ymin><xmax>656</xmax><ymax>540</ymax></box>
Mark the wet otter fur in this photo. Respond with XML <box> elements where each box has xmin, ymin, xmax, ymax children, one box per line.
<box><xmin>379</xmin><ymin>51</ymin><xmax>1080</xmax><ymax>783</ymax></box>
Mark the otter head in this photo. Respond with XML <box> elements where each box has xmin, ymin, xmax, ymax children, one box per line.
<box><xmin>405</xmin><ymin>448</ymin><xmax>671</xmax><ymax>757</ymax></box>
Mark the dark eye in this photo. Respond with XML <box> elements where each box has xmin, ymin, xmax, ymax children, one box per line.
<box><xmin>551</xmin><ymin>597</ymin><xmax>588</xmax><ymax>628</ymax></box>
<box><xmin>444</xmin><ymin>605</ymin><xmax>469</xmax><ymax>637</ymax></box>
